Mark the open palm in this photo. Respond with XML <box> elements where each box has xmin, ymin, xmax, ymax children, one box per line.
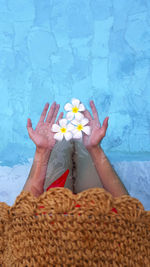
<box><xmin>27</xmin><ymin>102</ymin><xmax>63</xmax><ymax>151</ymax></box>
<box><xmin>82</xmin><ymin>100</ymin><xmax>109</xmax><ymax>149</ymax></box>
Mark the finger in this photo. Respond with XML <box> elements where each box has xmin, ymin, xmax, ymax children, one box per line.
<box><xmin>50</xmin><ymin>104</ymin><xmax>61</xmax><ymax>125</ymax></box>
<box><xmin>39</xmin><ymin>103</ymin><xmax>50</xmax><ymax>123</ymax></box>
<box><xmin>45</xmin><ymin>102</ymin><xmax>58</xmax><ymax>123</ymax></box>
<box><xmin>102</xmin><ymin>117</ymin><xmax>109</xmax><ymax>132</ymax></box>
<box><xmin>26</xmin><ymin>118</ymin><xmax>35</xmax><ymax>139</ymax></box>
<box><xmin>82</xmin><ymin>109</ymin><xmax>93</xmax><ymax>121</ymax></box>
<box><xmin>90</xmin><ymin>100</ymin><xmax>100</xmax><ymax>123</ymax></box>
<box><xmin>56</xmin><ymin>112</ymin><xmax>64</xmax><ymax>125</ymax></box>
<box><xmin>27</xmin><ymin>118</ymin><xmax>32</xmax><ymax>128</ymax></box>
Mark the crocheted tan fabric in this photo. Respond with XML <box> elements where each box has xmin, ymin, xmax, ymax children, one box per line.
<box><xmin>0</xmin><ymin>187</ymin><xmax>150</xmax><ymax>266</ymax></box>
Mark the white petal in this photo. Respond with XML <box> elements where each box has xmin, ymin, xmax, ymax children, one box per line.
<box><xmin>78</xmin><ymin>103</ymin><xmax>85</xmax><ymax>111</ymax></box>
<box><xmin>59</xmin><ymin>119</ymin><xmax>67</xmax><ymax>127</ymax></box>
<box><xmin>73</xmin><ymin>131</ymin><xmax>82</xmax><ymax>139</ymax></box>
<box><xmin>72</xmin><ymin>128</ymin><xmax>78</xmax><ymax>134</ymax></box>
<box><xmin>72</xmin><ymin>98</ymin><xmax>80</xmax><ymax>107</ymax></box>
<box><xmin>67</xmin><ymin>123</ymin><xmax>76</xmax><ymax>131</ymax></box>
<box><xmin>80</xmin><ymin>118</ymin><xmax>89</xmax><ymax>126</ymax></box>
<box><xmin>54</xmin><ymin>132</ymin><xmax>64</xmax><ymax>141</ymax></box>
<box><xmin>75</xmin><ymin>112</ymin><xmax>84</xmax><ymax>121</ymax></box>
<box><xmin>66</xmin><ymin>111</ymin><xmax>74</xmax><ymax>121</ymax></box>
<box><xmin>64</xmin><ymin>131</ymin><xmax>73</xmax><ymax>141</ymax></box>
<box><xmin>64</xmin><ymin>103</ymin><xmax>72</xmax><ymax>111</ymax></box>
<box><xmin>51</xmin><ymin>124</ymin><xmax>60</xmax><ymax>132</ymax></box>
<box><xmin>82</xmin><ymin>126</ymin><xmax>91</xmax><ymax>135</ymax></box>
<box><xmin>70</xmin><ymin>119</ymin><xmax>79</xmax><ymax>126</ymax></box>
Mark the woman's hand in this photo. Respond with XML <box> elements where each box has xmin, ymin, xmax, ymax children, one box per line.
<box><xmin>82</xmin><ymin>100</ymin><xmax>109</xmax><ymax>150</ymax></box>
<box><xmin>23</xmin><ymin>102</ymin><xmax>63</xmax><ymax>198</ymax></box>
<box><xmin>27</xmin><ymin>102</ymin><xmax>63</xmax><ymax>152</ymax></box>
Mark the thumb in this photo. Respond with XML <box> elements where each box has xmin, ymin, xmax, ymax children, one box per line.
<box><xmin>102</xmin><ymin>117</ymin><xmax>109</xmax><ymax>131</ymax></box>
<box><xmin>27</xmin><ymin>118</ymin><xmax>35</xmax><ymax>140</ymax></box>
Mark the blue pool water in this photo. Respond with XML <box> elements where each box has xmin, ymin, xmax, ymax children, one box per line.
<box><xmin>0</xmin><ymin>0</ymin><xmax>150</xmax><ymax>210</ymax></box>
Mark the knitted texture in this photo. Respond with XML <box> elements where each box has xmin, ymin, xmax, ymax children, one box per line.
<box><xmin>0</xmin><ymin>187</ymin><xmax>150</xmax><ymax>266</ymax></box>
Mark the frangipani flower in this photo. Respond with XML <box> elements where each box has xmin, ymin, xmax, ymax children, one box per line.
<box><xmin>51</xmin><ymin>119</ymin><xmax>75</xmax><ymax>141</ymax></box>
<box><xmin>64</xmin><ymin>98</ymin><xmax>85</xmax><ymax>121</ymax></box>
<box><xmin>71</xmin><ymin>117</ymin><xmax>91</xmax><ymax>139</ymax></box>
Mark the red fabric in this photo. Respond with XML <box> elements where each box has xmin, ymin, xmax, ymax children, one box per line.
<box><xmin>46</xmin><ymin>169</ymin><xmax>70</xmax><ymax>191</ymax></box>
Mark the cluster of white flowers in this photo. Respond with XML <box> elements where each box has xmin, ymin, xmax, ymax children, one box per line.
<box><xmin>51</xmin><ymin>98</ymin><xmax>91</xmax><ymax>141</ymax></box>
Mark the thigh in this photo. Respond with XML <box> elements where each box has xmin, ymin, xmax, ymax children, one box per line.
<box><xmin>74</xmin><ymin>139</ymin><xmax>103</xmax><ymax>193</ymax></box>
<box><xmin>43</xmin><ymin>139</ymin><xmax>73</xmax><ymax>192</ymax></box>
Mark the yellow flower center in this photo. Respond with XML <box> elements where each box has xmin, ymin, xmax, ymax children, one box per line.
<box><xmin>61</xmin><ymin>127</ymin><xmax>67</xmax><ymax>133</ymax></box>
<box><xmin>77</xmin><ymin>124</ymin><xmax>83</xmax><ymax>131</ymax></box>
<box><xmin>72</xmin><ymin>106</ymin><xmax>79</xmax><ymax>113</ymax></box>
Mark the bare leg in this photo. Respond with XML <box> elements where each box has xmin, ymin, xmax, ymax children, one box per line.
<box><xmin>43</xmin><ymin>139</ymin><xmax>73</xmax><ymax>192</ymax></box>
<box><xmin>73</xmin><ymin>139</ymin><xmax>103</xmax><ymax>193</ymax></box>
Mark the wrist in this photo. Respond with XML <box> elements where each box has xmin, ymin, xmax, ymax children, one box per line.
<box><xmin>86</xmin><ymin>145</ymin><xmax>102</xmax><ymax>153</ymax></box>
<box><xmin>23</xmin><ymin>148</ymin><xmax>51</xmax><ymax>197</ymax></box>
<box><xmin>35</xmin><ymin>147</ymin><xmax>52</xmax><ymax>164</ymax></box>
<box><xmin>30</xmin><ymin>148</ymin><xmax>51</xmax><ymax>187</ymax></box>
<box><xmin>87</xmin><ymin>145</ymin><xmax>107</xmax><ymax>163</ymax></box>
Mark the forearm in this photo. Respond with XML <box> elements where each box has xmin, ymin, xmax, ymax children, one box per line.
<box><xmin>87</xmin><ymin>146</ymin><xmax>129</xmax><ymax>197</ymax></box>
<box><xmin>22</xmin><ymin>148</ymin><xmax>51</xmax><ymax>197</ymax></box>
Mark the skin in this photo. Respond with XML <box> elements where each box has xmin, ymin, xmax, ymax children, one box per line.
<box><xmin>23</xmin><ymin>102</ymin><xmax>63</xmax><ymax>197</ymax></box>
<box><xmin>82</xmin><ymin>100</ymin><xmax>109</xmax><ymax>149</ymax></box>
<box><xmin>82</xmin><ymin>101</ymin><xmax>128</xmax><ymax>197</ymax></box>
<box><xmin>27</xmin><ymin>102</ymin><xmax>64</xmax><ymax>152</ymax></box>
<box><xmin>24</xmin><ymin>100</ymin><xmax>109</xmax><ymax>197</ymax></box>
<box><xmin>27</xmin><ymin>100</ymin><xmax>108</xmax><ymax>152</ymax></box>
